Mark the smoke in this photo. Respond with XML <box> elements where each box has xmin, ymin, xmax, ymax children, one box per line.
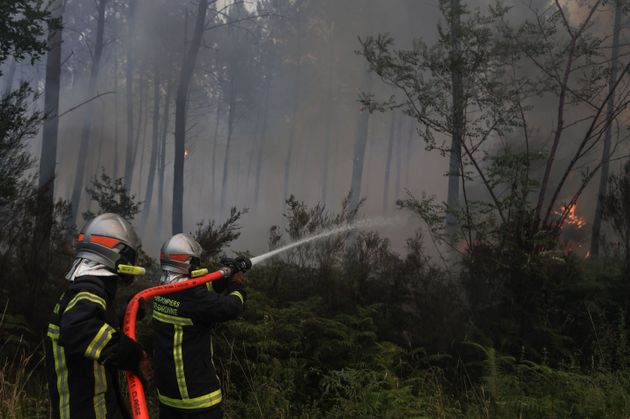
<box><xmin>6</xmin><ymin>0</ymin><xmax>626</xmax><ymax>258</ymax></box>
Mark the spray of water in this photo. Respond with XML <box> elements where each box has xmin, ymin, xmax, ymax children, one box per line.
<box><xmin>250</xmin><ymin>217</ymin><xmax>402</xmax><ymax>266</ymax></box>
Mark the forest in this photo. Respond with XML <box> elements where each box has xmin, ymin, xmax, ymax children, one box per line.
<box><xmin>3</xmin><ymin>0</ymin><xmax>630</xmax><ymax>417</ymax></box>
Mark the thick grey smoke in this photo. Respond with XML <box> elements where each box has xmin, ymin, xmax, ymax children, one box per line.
<box><xmin>4</xmin><ymin>0</ymin><xmax>625</xmax><ymax>257</ymax></box>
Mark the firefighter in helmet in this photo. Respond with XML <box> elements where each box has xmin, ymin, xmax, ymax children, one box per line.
<box><xmin>152</xmin><ymin>233</ymin><xmax>250</xmax><ymax>419</ymax></box>
<box><xmin>45</xmin><ymin>213</ymin><xmax>153</xmax><ymax>419</ymax></box>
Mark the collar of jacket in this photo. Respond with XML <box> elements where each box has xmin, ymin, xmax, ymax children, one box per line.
<box><xmin>72</xmin><ymin>275</ymin><xmax>118</xmax><ymax>302</ymax></box>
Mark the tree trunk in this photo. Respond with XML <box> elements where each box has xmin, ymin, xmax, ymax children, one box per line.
<box><xmin>383</xmin><ymin>113</ymin><xmax>396</xmax><ymax>213</ymax></box>
<box><xmin>131</xmin><ymin>73</ymin><xmax>147</xmax><ymax>191</ymax></box>
<box><xmin>254</xmin><ymin>73</ymin><xmax>271</xmax><ymax>206</ymax></box>
<box><xmin>141</xmin><ymin>63</ymin><xmax>161</xmax><ymax>231</ymax></box>
<box><xmin>33</xmin><ymin>0</ymin><xmax>64</xmax><ymax>305</ymax></box>
<box><xmin>349</xmin><ymin>69</ymin><xmax>373</xmax><ymax>214</ymax></box>
<box><xmin>172</xmin><ymin>0</ymin><xmax>209</xmax><ymax>234</ymax></box>
<box><xmin>135</xmin><ymin>78</ymin><xmax>150</xmax><ymax>194</ymax></box>
<box><xmin>220</xmin><ymin>73</ymin><xmax>237</xmax><ymax>210</ymax></box>
<box><xmin>282</xmin><ymin>9</ymin><xmax>302</xmax><ymax>201</ymax></box>
<box><xmin>157</xmin><ymin>74</ymin><xmax>173</xmax><ymax>235</ymax></box>
<box><xmin>446</xmin><ymin>0</ymin><xmax>464</xmax><ymax>239</ymax></box>
<box><xmin>123</xmin><ymin>0</ymin><xmax>137</xmax><ymax>189</ymax></box>
<box><xmin>210</xmin><ymin>92</ymin><xmax>221</xmax><ymax>206</ymax></box>
<box><xmin>113</xmin><ymin>45</ymin><xmax>120</xmax><ymax>178</ymax></box>
<box><xmin>70</xmin><ymin>0</ymin><xmax>108</xmax><ymax>224</ymax></box>
<box><xmin>591</xmin><ymin>0</ymin><xmax>622</xmax><ymax>257</ymax></box>
<box><xmin>394</xmin><ymin>117</ymin><xmax>403</xmax><ymax>201</ymax></box>
<box><xmin>405</xmin><ymin>119</ymin><xmax>414</xmax><ymax>188</ymax></box>
<box><xmin>321</xmin><ymin>33</ymin><xmax>335</xmax><ymax>206</ymax></box>
<box><xmin>246</xmin><ymin>102</ymin><xmax>263</xmax><ymax>189</ymax></box>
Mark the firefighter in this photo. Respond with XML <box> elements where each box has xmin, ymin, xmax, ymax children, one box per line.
<box><xmin>153</xmin><ymin>233</ymin><xmax>249</xmax><ymax>419</ymax></box>
<box><xmin>45</xmin><ymin>213</ymin><xmax>153</xmax><ymax>419</ymax></box>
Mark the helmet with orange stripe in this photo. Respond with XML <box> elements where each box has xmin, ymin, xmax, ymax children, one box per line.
<box><xmin>76</xmin><ymin>213</ymin><xmax>142</xmax><ymax>272</ymax></box>
<box><xmin>160</xmin><ymin>233</ymin><xmax>202</xmax><ymax>275</ymax></box>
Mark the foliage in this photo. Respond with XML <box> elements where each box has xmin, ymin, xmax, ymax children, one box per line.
<box><xmin>603</xmin><ymin>161</ymin><xmax>630</xmax><ymax>270</ymax></box>
<box><xmin>194</xmin><ymin>207</ymin><xmax>247</xmax><ymax>265</ymax></box>
<box><xmin>82</xmin><ymin>170</ymin><xmax>142</xmax><ymax>221</ymax></box>
<box><xmin>0</xmin><ymin>83</ymin><xmax>39</xmax><ymax>206</ymax></box>
<box><xmin>0</xmin><ymin>0</ymin><xmax>55</xmax><ymax>68</ymax></box>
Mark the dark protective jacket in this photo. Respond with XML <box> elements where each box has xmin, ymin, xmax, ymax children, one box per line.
<box><xmin>45</xmin><ymin>275</ymin><xmax>144</xmax><ymax>419</ymax></box>
<box><xmin>152</xmin><ymin>281</ymin><xmax>246</xmax><ymax>412</ymax></box>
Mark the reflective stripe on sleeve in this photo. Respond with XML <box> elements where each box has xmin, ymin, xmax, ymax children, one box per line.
<box><xmin>64</xmin><ymin>292</ymin><xmax>106</xmax><ymax>313</ymax></box>
<box><xmin>152</xmin><ymin>310</ymin><xmax>193</xmax><ymax>326</ymax></box>
<box><xmin>173</xmin><ymin>325</ymin><xmax>189</xmax><ymax>399</ymax></box>
<box><xmin>93</xmin><ymin>360</ymin><xmax>108</xmax><ymax>419</ymax></box>
<box><xmin>157</xmin><ymin>388</ymin><xmax>222</xmax><ymax>410</ymax></box>
<box><xmin>229</xmin><ymin>291</ymin><xmax>244</xmax><ymax>304</ymax></box>
<box><xmin>48</xmin><ymin>324</ymin><xmax>70</xmax><ymax>419</ymax></box>
<box><xmin>47</xmin><ymin>323</ymin><xmax>60</xmax><ymax>338</ymax></box>
<box><xmin>85</xmin><ymin>323</ymin><xmax>115</xmax><ymax>360</ymax></box>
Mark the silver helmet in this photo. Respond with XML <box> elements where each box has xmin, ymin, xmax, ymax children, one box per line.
<box><xmin>160</xmin><ymin>233</ymin><xmax>203</xmax><ymax>275</ymax></box>
<box><xmin>76</xmin><ymin>213</ymin><xmax>141</xmax><ymax>271</ymax></box>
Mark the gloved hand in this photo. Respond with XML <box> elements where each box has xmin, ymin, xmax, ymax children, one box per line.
<box><xmin>231</xmin><ymin>272</ymin><xmax>246</xmax><ymax>286</ymax></box>
<box><xmin>220</xmin><ymin>256</ymin><xmax>252</xmax><ymax>274</ymax></box>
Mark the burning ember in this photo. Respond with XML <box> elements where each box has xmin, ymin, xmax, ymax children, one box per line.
<box><xmin>184</xmin><ymin>148</ymin><xmax>189</xmax><ymax>159</ymax></box>
<box><xmin>555</xmin><ymin>203</ymin><xmax>587</xmax><ymax>229</ymax></box>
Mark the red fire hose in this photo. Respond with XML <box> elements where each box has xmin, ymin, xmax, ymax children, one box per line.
<box><xmin>122</xmin><ymin>267</ymin><xmax>231</xmax><ymax>419</ymax></box>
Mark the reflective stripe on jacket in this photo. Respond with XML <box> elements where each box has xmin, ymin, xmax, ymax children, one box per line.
<box><xmin>45</xmin><ymin>275</ymin><xmax>143</xmax><ymax>419</ymax></box>
<box><xmin>152</xmin><ymin>282</ymin><xmax>245</xmax><ymax>411</ymax></box>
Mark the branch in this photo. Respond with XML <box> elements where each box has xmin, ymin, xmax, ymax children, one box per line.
<box><xmin>460</xmin><ymin>138</ymin><xmax>506</xmax><ymax>223</ymax></box>
<box><xmin>57</xmin><ymin>91</ymin><xmax>115</xmax><ymax>118</ymax></box>
<box><xmin>543</xmin><ymin>59</ymin><xmax>630</xmax><ymax>226</ymax></box>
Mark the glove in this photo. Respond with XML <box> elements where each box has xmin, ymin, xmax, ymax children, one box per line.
<box><xmin>220</xmin><ymin>256</ymin><xmax>252</xmax><ymax>274</ymax></box>
<box><xmin>212</xmin><ymin>276</ymin><xmax>229</xmax><ymax>294</ymax></box>
<box><xmin>231</xmin><ymin>272</ymin><xmax>246</xmax><ymax>286</ymax></box>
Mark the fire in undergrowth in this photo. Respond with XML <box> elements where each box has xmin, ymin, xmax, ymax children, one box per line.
<box><xmin>555</xmin><ymin>203</ymin><xmax>587</xmax><ymax>229</ymax></box>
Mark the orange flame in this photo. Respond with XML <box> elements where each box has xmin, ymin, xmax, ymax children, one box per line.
<box><xmin>555</xmin><ymin>203</ymin><xmax>587</xmax><ymax>229</ymax></box>
<box><xmin>184</xmin><ymin>148</ymin><xmax>189</xmax><ymax>159</ymax></box>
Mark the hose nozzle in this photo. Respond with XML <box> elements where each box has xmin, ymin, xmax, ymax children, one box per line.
<box><xmin>220</xmin><ymin>256</ymin><xmax>252</xmax><ymax>274</ymax></box>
